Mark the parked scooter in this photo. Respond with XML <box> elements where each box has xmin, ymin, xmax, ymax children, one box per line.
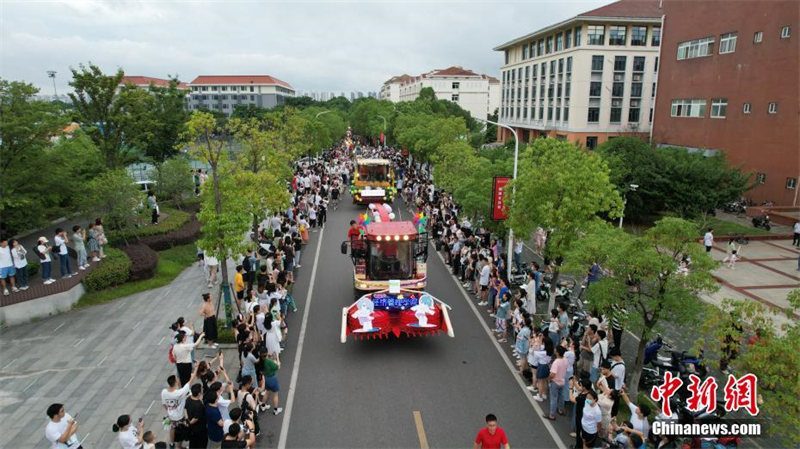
<box><xmin>751</xmin><ymin>214</ymin><xmax>771</xmax><ymax>231</ymax></box>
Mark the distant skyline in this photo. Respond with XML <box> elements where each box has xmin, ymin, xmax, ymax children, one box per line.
<box><xmin>1</xmin><ymin>0</ymin><xmax>614</xmax><ymax>97</ymax></box>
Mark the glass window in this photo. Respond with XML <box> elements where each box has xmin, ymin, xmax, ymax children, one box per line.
<box><xmin>612</xmin><ymin>82</ymin><xmax>624</xmax><ymax>97</ymax></box>
<box><xmin>586</xmin><ymin>136</ymin><xmax>598</xmax><ymax>149</ymax></box>
<box><xmin>556</xmin><ymin>33</ymin><xmax>563</xmax><ymax>51</ymax></box>
<box><xmin>756</xmin><ymin>173</ymin><xmax>766</xmax><ymax>184</ymax></box>
<box><xmin>610</xmin><ymin>99</ymin><xmax>622</xmax><ymax>122</ymax></box>
<box><xmin>654</xmin><ymin>56</ymin><xmax>659</xmax><ymax>72</ymax></box>
<box><xmin>522</xmin><ymin>45</ymin><xmax>528</xmax><ymax>59</ymax></box>
<box><xmin>558</xmin><ymin>58</ymin><xmax>564</xmax><ymax>74</ymax></box>
<box><xmin>538</xmin><ymin>39</ymin><xmax>545</xmax><ymax>55</ymax></box>
<box><xmin>574</xmin><ymin>27</ymin><xmax>582</xmax><ymax>46</ymax></box>
<box><xmin>588</xmin><ymin>25</ymin><xmax>605</xmax><ymax>45</ymax></box>
<box><xmin>530</xmin><ymin>42</ymin><xmax>536</xmax><ymax>58</ymax></box>
<box><xmin>670</xmin><ymin>99</ymin><xmax>707</xmax><ymax>117</ymax></box>
<box><xmin>633</xmin><ymin>56</ymin><xmax>645</xmax><ymax>72</ymax></box>
<box><xmin>753</xmin><ymin>31</ymin><xmax>763</xmax><ymax>43</ymax></box>
<box><xmin>652</xmin><ymin>27</ymin><xmax>661</xmax><ymax>46</ymax></box>
<box><xmin>614</xmin><ymin>56</ymin><xmax>627</xmax><ymax>71</ymax></box>
<box><xmin>451</xmin><ymin>94</ymin><xmax>459</xmax><ymax>101</ymax></box>
<box><xmin>631</xmin><ymin>83</ymin><xmax>643</xmax><ymax>97</ymax></box>
<box><xmin>719</xmin><ymin>32</ymin><xmax>737</xmax><ymax>54</ymax></box>
<box><xmin>781</xmin><ymin>26</ymin><xmax>791</xmax><ymax>39</ymax></box>
<box><xmin>452</xmin><ymin>82</ymin><xmax>460</xmax><ymax>89</ymax></box>
<box><xmin>505</xmin><ymin>50</ymin><xmax>509</xmax><ymax>64</ymax></box>
<box><xmin>768</xmin><ymin>102</ymin><xmax>778</xmax><ymax>114</ymax></box>
<box><xmin>609</xmin><ymin>26</ymin><xmax>627</xmax><ymax>45</ymax></box>
<box><xmin>677</xmin><ymin>37</ymin><xmax>715</xmax><ymax>60</ymax></box>
<box><xmin>567</xmin><ymin>56</ymin><xmax>573</xmax><ymax>72</ymax></box>
<box><xmin>546</xmin><ymin>36</ymin><xmax>553</xmax><ymax>53</ymax></box>
<box><xmin>589</xmin><ymin>82</ymin><xmax>602</xmax><ymax>97</ymax></box>
<box><xmin>628</xmin><ymin>105</ymin><xmax>640</xmax><ymax>122</ymax></box>
<box><xmin>743</xmin><ymin>102</ymin><xmax>751</xmax><ymax>114</ymax></box>
<box><xmin>710</xmin><ymin>98</ymin><xmax>727</xmax><ymax>118</ymax></box>
<box><xmin>787</xmin><ymin>177</ymin><xmax>797</xmax><ymax>190</ymax></box>
<box><xmin>565</xmin><ymin>29</ymin><xmax>572</xmax><ymax>48</ymax></box>
<box><xmin>631</xmin><ymin>26</ymin><xmax>647</xmax><ymax>46</ymax></box>
<box><xmin>591</xmin><ymin>55</ymin><xmax>604</xmax><ymax>71</ymax></box>
<box><xmin>587</xmin><ymin>107</ymin><xmax>600</xmax><ymax>123</ymax></box>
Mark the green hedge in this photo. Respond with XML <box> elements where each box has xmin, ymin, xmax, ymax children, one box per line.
<box><xmin>107</xmin><ymin>208</ymin><xmax>191</xmax><ymax>246</ymax></box>
<box><xmin>83</xmin><ymin>247</ymin><xmax>132</xmax><ymax>291</ymax></box>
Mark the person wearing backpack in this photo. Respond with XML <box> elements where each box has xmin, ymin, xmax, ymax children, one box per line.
<box><xmin>602</xmin><ymin>347</ymin><xmax>626</xmax><ymax>418</ymax></box>
<box><xmin>590</xmin><ymin>330</ymin><xmax>608</xmax><ymax>383</ymax></box>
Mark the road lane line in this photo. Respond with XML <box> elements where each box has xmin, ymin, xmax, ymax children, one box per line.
<box><xmin>123</xmin><ymin>375</ymin><xmax>135</xmax><ymax>389</ymax></box>
<box><xmin>97</xmin><ymin>356</ymin><xmax>107</xmax><ymax>367</ymax></box>
<box><xmin>53</xmin><ymin>322</ymin><xmax>66</xmax><ymax>333</ymax></box>
<box><xmin>277</xmin><ymin>224</ymin><xmax>325</xmax><ymax>449</ymax></box>
<box><xmin>2</xmin><ymin>358</ymin><xmax>16</xmax><ymax>370</ymax></box>
<box><xmin>412</xmin><ymin>411</ymin><xmax>430</xmax><ymax>449</ymax></box>
<box><xmin>158</xmin><ymin>336</ymin><xmax>165</xmax><ymax>345</ymax></box>
<box><xmin>433</xmin><ymin>249</ymin><xmax>568</xmax><ymax>449</ymax></box>
<box><xmin>22</xmin><ymin>378</ymin><xmax>38</xmax><ymax>392</ymax></box>
<box><xmin>132</xmin><ymin>321</ymin><xmax>141</xmax><ymax>330</ymax></box>
<box><xmin>73</xmin><ymin>338</ymin><xmax>85</xmax><ymax>347</ymax></box>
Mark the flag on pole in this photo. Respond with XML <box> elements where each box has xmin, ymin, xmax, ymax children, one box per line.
<box><xmin>379</xmin><ymin>131</ymin><xmax>385</xmax><ymax>144</ymax></box>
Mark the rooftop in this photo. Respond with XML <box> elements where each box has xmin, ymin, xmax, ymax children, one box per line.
<box><xmin>119</xmin><ymin>76</ymin><xmax>188</xmax><ymax>89</ymax></box>
<box><xmin>494</xmin><ymin>0</ymin><xmax>662</xmax><ymax>51</ymax></box>
<box><xmin>189</xmin><ymin>75</ymin><xmax>293</xmax><ymax>89</ymax></box>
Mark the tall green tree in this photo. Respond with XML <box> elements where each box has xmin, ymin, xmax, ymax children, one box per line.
<box><xmin>699</xmin><ymin>293</ymin><xmax>800</xmax><ymax>446</ymax></box>
<box><xmin>183</xmin><ymin>112</ymin><xmax>250</xmax><ymax>327</ymax></box>
<box><xmin>143</xmin><ymin>79</ymin><xmax>190</xmax><ymax>161</ymax></box>
<box><xmin>394</xmin><ymin>115</ymin><xmax>468</xmax><ymax>162</ymax></box>
<box><xmin>565</xmin><ymin>218</ymin><xmax>718</xmax><ymax>395</ymax></box>
<box><xmin>598</xmin><ymin>137</ymin><xmax>666</xmax><ymax>222</ymax></box>
<box><xmin>508</xmin><ymin>138</ymin><xmax>623</xmax><ymax>306</ymax></box>
<box><xmin>0</xmin><ymin>79</ymin><xmax>71</xmax><ymax>234</ymax></box>
<box><xmin>80</xmin><ymin>169</ymin><xmax>141</xmax><ymax>233</ymax></box>
<box><xmin>155</xmin><ymin>157</ymin><xmax>194</xmax><ymax>209</ymax></box>
<box><xmin>68</xmin><ymin>63</ymin><xmax>130</xmax><ymax>168</ymax></box>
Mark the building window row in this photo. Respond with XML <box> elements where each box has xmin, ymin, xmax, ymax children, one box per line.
<box><xmin>677</xmin><ymin>36</ymin><xmax>715</xmax><ymax>60</ymax></box>
<box><xmin>672</xmin><ymin>99</ymin><xmax>779</xmax><ymax>118</ymax></box>
<box><xmin>512</xmin><ymin>25</ymin><xmax>660</xmax><ymax>63</ymax></box>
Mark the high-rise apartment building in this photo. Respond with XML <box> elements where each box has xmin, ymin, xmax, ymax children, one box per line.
<box><xmin>652</xmin><ymin>0</ymin><xmax>799</xmax><ymax>205</ymax></box>
<box><xmin>494</xmin><ymin>0</ymin><xmax>663</xmax><ymax>147</ymax></box>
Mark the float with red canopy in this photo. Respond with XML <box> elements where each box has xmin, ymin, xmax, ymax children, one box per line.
<box><xmin>340</xmin><ymin>281</ymin><xmax>454</xmax><ymax>342</ymax></box>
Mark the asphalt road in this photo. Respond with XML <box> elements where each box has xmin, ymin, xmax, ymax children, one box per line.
<box><xmin>279</xmin><ymin>197</ymin><xmax>564</xmax><ymax>449</ymax></box>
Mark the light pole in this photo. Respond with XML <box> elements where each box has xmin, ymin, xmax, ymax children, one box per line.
<box><xmin>47</xmin><ymin>70</ymin><xmax>57</xmax><ymax>100</ymax></box>
<box><xmin>377</xmin><ymin>114</ymin><xmax>387</xmax><ymax>148</ymax></box>
<box><xmin>477</xmin><ymin>118</ymin><xmax>519</xmax><ymax>281</ymax></box>
<box><xmin>618</xmin><ymin>184</ymin><xmax>639</xmax><ymax>229</ymax></box>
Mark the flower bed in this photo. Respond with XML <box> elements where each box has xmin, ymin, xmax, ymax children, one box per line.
<box><xmin>107</xmin><ymin>208</ymin><xmax>191</xmax><ymax>246</ymax></box>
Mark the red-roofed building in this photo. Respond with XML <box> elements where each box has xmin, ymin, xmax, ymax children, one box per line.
<box><xmin>381</xmin><ymin>67</ymin><xmax>500</xmax><ymax>119</ymax></box>
<box><xmin>494</xmin><ymin>0</ymin><xmax>663</xmax><ymax>147</ymax></box>
<box><xmin>187</xmin><ymin>75</ymin><xmax>295</xmax><ymax>115</ymax></box>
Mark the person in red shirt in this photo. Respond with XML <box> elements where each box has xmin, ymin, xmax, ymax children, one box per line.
<box><xmin>347</xmin><ymin>220</ymin><xmax>362</xmax><ymax>240</ymax></box>
<box><xmin>474</xmin><ymin>414</ymin><xmax>510</xmax><ymax>449</ymax></box>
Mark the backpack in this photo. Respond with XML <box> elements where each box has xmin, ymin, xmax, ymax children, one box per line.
<box><xmin>33</xmin><ymin>246</ymin><xmax>47</xmax><ymax>262</ymax></box>
<box><xmin>168</xmin><ymin>345</ymin><xmax>177</xmax><ymax>364</ymax></box>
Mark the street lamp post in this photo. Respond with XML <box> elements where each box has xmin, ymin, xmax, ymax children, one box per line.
<box><xmin>46</xmin><ymin>70</ymin><xmax>57</xmax><ymax>100</ymax></box>
<box><xmin>618</xmin><ymin>184</ymin><xmax>639</xmax><ymax>229</ymax></box>
<box><xmin>377</xmin><ymin>114</ymin><xmax>387</xmax><ymax>148</ymax></box>
<box><xmin>477</xmin><ymin>118</ymin><xmax>519</xmax><ymax>281</ymax></box>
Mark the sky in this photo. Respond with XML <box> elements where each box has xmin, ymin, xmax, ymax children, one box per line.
<box><xmin>1</xmin><ymin>0</ymin><xmax>614</xmax><ymax>96</ymax></box>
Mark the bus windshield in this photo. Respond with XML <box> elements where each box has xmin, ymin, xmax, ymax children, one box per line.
<box><xmin>357</xmin><ymin>164</ymin><xmax>389</xmax><ymax>182</ymax></box>
<box><xmin>368</xmin><ymin>241</ymin><xmax>413</xmax><ymax>280</ymax></box>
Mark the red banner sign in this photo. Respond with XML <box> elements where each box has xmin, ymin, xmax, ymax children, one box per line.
<box><xmin>491</xmin><ymin>176</ymin><xmax>511</xmax><ymax>221</ymax></box>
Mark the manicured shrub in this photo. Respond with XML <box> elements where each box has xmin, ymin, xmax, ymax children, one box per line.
<box><xmin>27</xmin><ymin>261</ymin><xmax>40</xmax><ymax>276</ymax></box>
<box><xmin>107</xmin><ymin>208</ymin><xmax>191</xmax><ymax>246</ymax></box>
<box><xmin>83</xmin><ymin>247</ymin><xmax>131</xmax><ymax>291</ymax></box>
<box><xmin>121</xmin><ymin>244</ymin><xmax>159</xmax><ymax>281</ymax></box>
<box><xmin>139</xmin><ymin>219</ymin><xmax>202</xmax><ymax>251</ymax></box>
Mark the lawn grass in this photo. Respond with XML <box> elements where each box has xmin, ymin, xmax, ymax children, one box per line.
<box><xmin>75</xmin><ymin>243</ymin><xmax>197</xmax><ymax>308</ymax></box>
<box><xmin>702</xmin><ymin>217</ymin><xmax>772</xmax><ymax>236</ymax></box>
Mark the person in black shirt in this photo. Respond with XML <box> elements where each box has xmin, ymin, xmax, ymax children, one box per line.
<box><xmin>185</xmin><ymin>384</ymin><xmax>207</xmax><ymax>449</ymax></box>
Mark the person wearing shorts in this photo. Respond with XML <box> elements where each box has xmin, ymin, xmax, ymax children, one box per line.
<box><xmin>0</xmin><ymin>237</ymin><xmax>17</xmax><ymax>296</ymax></box>
<box><xmin>260</xmin><ymin>349</ymin><xmax>283</xmax><ymax>416</ymax></box>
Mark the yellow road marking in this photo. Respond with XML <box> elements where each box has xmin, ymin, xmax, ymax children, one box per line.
<box><xmin>413</xmin><ymin>411</ymin><xmax>430</xmax><ymax>449</ymax></box>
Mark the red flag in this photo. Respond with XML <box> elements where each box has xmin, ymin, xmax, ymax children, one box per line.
<box><xmin>379</xmin><ymin>131</ymin><xmax>385</xmax><ymax>143</ymax></box>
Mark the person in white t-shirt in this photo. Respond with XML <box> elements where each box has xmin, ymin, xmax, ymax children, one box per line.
<box><xmin>45</xmin><ymin>403</ymin><xmax>80</xmax><ymax>449</ymax></box>
<box><xmin>205</xmin><ymin>254</ymin><xmax>219</xmax><ymax>287</ymax></box>
<box><xmin>112</xmin><ymin>414</ymin><xmax>144</xmax><ymax>449</ymax></box>
<box><xmin>11</xmin><ymin>239</ymin><xmax>29</xmax><ymax>290</ymax></box>
<box><xmin>161</xmin><ymin>371</ymin><xmax>197</xmax><ymax>447</ymax></box>
<box><xmin>0</xmin><ymin>237</ymin><xmax>18</xmax><ymax>296</ymax></box>
<box><xmin>477</xmin><ymin>256</ymin><xmax>491</xmax><ymax>305</ymax></box>
<box><xmin>53</xmin><ymin>228</ymin><xmax>75</xmax><ymax>279</ymax></box>
<box><xmin>703</xmin><ymin>228</ymin><xmax>714</xmax><ymax>253</ymax></box>
<box><xmin>37</xmin><ymin>236</ymin><xmax>56</xmax><ymax>285</ymax></box>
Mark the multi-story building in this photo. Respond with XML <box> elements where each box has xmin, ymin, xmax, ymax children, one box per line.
<box><xmin>493</xmin><ymin>0</ymin><xmax>663</xmax><ymax>148</ymax></box>
<box><xmin>381</xmin><ymin>68</ymin><xmax>500</xmax><ymax>120</ymax></box>
<box><xmin>379</xmin><ymin>74</ymin><xmax>414</xmax><ymax>102</ymax></box>
<box><xmin>118</xmin><ymin>76</ymin><xmax>189</xmax><ymax>91</ymax></box>
<box><xmin>652</xmin><ymin>0</ymin><xmax>799</xmax><ymax>205</ymax></box>
<box><xmin>187</xmin><ymin>75</ymin><xmax>295</xmax><ymax>115</ymax></box>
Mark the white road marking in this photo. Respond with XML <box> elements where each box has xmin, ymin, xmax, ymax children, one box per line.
<box><xmin>22</xmin><ymin>378</ymin><xmax>38</xmax><ymax>392</ymax></box>
<box><xmin>158</xmin><ymin>336</ymin><xmax>165</xmax><ymax>345</ymax></box>
<box><xmin>144</xmin><ymin>399</ymin><xmax>155</xmax><ymax>416</ymax></box>
<box><xmin>433</xmin><ymin>249</ymin><xmax>569</xmax><ymax>449</ymax></box>
<box><xmin>132</xmin><ymin>321</ymin><xmax>141</xmax><ymax>330</ymax></box>
<box><xmin>73</xmin><ymin>338</ymin><xmax>85</xmax><ymax>347</ymax></box>
<box><xmin>97</xmin><ymin>356</ymin><xmax>107</xmax><ymax>367</ymax></box>
<box><xmin>277</xmin><ymin>223</ymin><xmax>325</xmax><ymax>449</ymax></box>
<box><xmin>1</xmin><ymin>358</ymin><xmax>16</xmax><ymax>370</ymax></box>
<box><xmin>123</xmin><ymin>375</ymin><xmax>135</xmax><ymax>389</ymax></box>
<box><xmin>53</xmin><ymin>322</ymin><xmax>66</xmax><ymax>333</ymax></box>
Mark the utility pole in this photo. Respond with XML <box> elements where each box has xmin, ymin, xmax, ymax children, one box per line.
<box><xmin>47</xmin><ymin>71</ymin><xmax>58</xmax><ymax>100</ymax></box>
